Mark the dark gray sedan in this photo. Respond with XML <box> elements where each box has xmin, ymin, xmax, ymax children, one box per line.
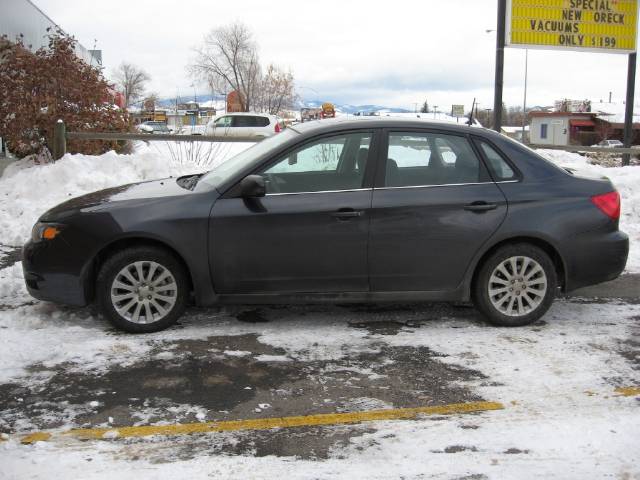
<box><xmin>23</xmin><ymin>118</ymin><xmax>628</xmax><ymax>332</ymax></box>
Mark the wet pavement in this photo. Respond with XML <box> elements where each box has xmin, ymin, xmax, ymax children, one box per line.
<box><xmin>1</xmin><ymin>270</ymin><xmax>638</xmax><ymax>463</ymax></box>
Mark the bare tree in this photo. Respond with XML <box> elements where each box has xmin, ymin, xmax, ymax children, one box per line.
<box><xmin>506</xmin><ymin>106</ymin><xmax>525</xmax><ymax>126</ymax></box>
<box><xmin>190</xmin><ymin>22</ymin><xmax>261</xmax><ymax>112</ymax></box>
<box><xmin>112</xmin><ymin>62</ymin><xmax>150</xmax><ymax>108</ymax></box>
<box><xmin>255</xmin><ymin>64</ymin><xmax>298</xmax><ymax>115</ymax></box>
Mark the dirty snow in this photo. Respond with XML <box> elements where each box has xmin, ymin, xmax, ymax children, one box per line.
<box><xmin>0</xmin><ymin>298</ymin><xmax>639</xmax><ymax>478</ymax></box>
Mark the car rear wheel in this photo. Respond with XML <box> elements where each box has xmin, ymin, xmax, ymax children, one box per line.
<box><xmin>96</xmin><ymin>246</ymin><xmax>189</xmax><ymax>333</ymax></box>
<box><xmin>473</xmin><ymin>244</ymin><xmax>557</xmax><ymax>327</ymax></box>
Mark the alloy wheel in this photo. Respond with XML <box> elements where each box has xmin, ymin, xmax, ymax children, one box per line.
<box><xmin>487</xmin><ymin>255</ymin><xmax>548</xmax><ymax>317</ymax></box>
<box><xmin>110</xmin><ymin>261</ymin><xmax>178</xmax><ymax>324</ymax></box>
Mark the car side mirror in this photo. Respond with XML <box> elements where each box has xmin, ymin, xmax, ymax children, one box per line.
<box><xmin>239</xmin><ymin>175</ymin><xmax>266</xmax><ymax>198</ymax></box>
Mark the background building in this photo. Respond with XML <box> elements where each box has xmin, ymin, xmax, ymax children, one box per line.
<box><xmin>529</xmin><ymin>100</ymin><xmax>640</xmax><ymax>146</ymax></box>
<box><xmin>0</xmin><ymin>0</ymin><xmax>101</xmax><ymax>65</ymax></box>
<box><xmin>529</xmin><ymin>112</ymin><xmax>597</xmax><ymax>146</ymax></box>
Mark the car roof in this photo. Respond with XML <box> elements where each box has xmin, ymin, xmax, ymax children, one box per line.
<box><xmin>287</xmin><ymin>116</ymin><xmax>493</xmax><ymax>138</ymax></box>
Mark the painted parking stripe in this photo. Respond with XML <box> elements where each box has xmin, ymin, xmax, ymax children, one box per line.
<box><xmin>19</xmin><ymin>401</ymin><xmax>504</xmax><ymax>445</ymax></box>
<box><xmin>615</xmin><ymin>386</ymin><xmax>640</xmax><ymax>397</ymax></box>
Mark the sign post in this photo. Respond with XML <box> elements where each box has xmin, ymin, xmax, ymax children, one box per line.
<box><xmin>623</xmin><ymin>52</ymin><xmax>637</xmax><ymax>165</ymax></box>
<box><xmin>501</xmin><ymin>0</ymin><xmax>638</xmax><ymax>154</ymax></box>
<box><xmin>494</xmin><ymin>0</ymin><xmax>507</xmax><ymax>132</ymax></box>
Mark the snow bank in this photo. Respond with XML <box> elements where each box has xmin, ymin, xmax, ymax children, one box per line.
<box><xmin>0</xmin><ymin>142</ymin><xmax>251</xmax><ymax>246</ymax></box>
<box><xmin>0</xmin><ymin>144</ymin><xmax>637</xmax><ymax>272</ymax></box>
<box><xmin>537</xmin><ymin>149</ymin><xmax>640</xmax><ymax>272</ymax></box>
<box><xmin>0</xmin><ymin>262</ymin><xmax>29</xmax><ymax>307</ymax></box>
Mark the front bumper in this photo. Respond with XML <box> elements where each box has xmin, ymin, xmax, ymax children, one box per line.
<box><xmin>22</xmin><ymin>239</ymin><xmax>89</xmax><ymax>306</ymax></box>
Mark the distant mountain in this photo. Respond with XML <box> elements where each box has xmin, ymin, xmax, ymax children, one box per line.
<box><xmin>156</xmin><ymin>94</ymin><xmax>222</xmax><ymax>108</ymax></box>
<box><xmin>300</xmin><ymin>100</ymin><xmax>411</xmax><ymax>114</ymax></box>
<box><xmin>157</xmin><ymin>95</ymin><xmax>413</xmax><ymax>115</ymax></box>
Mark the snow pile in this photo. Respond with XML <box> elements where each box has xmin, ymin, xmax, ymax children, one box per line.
<box><xmin>0</xmin><ymin>147</ymin><xmax>194</xmax><ymax>246</ymax></box>
<box><xmin>0</xmin><ymin>142</ymin><xmax>251</xmax><ymax>246</ymax></box>
<box><xmin>536</xmin><ymin>149</ymin><xmax>640</xmax><ymax>272</ymax></box>
<box><xmin>0</xmin><ymin>263</ymin><xmax>30</xmax><ymax>307</ymax></box>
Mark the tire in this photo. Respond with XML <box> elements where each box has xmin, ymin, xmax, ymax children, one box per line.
<box><xmin>96</xmin><ymin>246</ymin><xmax>189</xmax><ymax>333</ymax></box>
<box><xmin>472</xmin><ymin>243</ymin><xmax>557</xmax><ymax>327</ymax></box>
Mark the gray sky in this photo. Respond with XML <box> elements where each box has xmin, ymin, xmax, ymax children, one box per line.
<box><xmin>35</xmin><ymin>0</ymin><xmax>637</xmax><ymax>111</ymax></box>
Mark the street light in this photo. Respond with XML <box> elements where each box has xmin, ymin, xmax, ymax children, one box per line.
<box><xmin>190</xmin><ymin>83</ymin><xmax>198</xmax><ymax>104</ymax></box>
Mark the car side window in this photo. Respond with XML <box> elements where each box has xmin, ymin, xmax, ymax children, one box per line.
<box><xmin>215</xmin><ymin>116</ymin><xmax>232</xmax><ymax>127</ymax></box>
<box><xmin>388</xmin><ymin>135</ymin><xmax>431</xmax><ymax>167</ymax></box>
<box><xmin>255</xmin><ymin>116</ymin><xmax>270</xmax><ymax>127</ymax></box>
<box><xmin>478</xmin><ymin>141</ymin><xmax>516</xmax><ymax>181</ymax></box>
<box><xmin>232</xmin><ymin>116</ymin><xmax>256</xmax><ymax>127</ymax></box>
<box><xmin>260</xmin><ymin>133</ymin><xmax>371</xmax><ymax>194</ymax></box>
<box><xmin>435</xmin><ymin>138</ymin><xmax>457</xmax><ymax>165</ymax></box>
<box><xmin>384</xmin><ymin>132</ymin><xmax>488</xmax><ymax>187</ymax></box>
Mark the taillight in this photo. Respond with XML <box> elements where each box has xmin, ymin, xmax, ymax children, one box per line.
<box><xmin>274</xmin><ymin>122</ymin><xmax>281</xmax><ymax>133</ymax></box>
<box><xmin>591</xmin><ymin>191</ymin><xmax>620</xmax><ymax>220</ymax></box>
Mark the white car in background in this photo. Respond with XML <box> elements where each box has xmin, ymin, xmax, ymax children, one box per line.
<box><xmin>593</xmin><ymin>139</ymin><xmax>624</xmax><ymax>148</ymax></box>
<box><xmin>178</xmin><ymin>125</ymin><xmax>207</xmax><ymax>135</ymax></box>
<box><xmin>205</xmin><ymin>112</ymin><xmax>284</xmax><ymax>139</ymax></box>
<box><xmin>137</xmin><ymin>121</ymin><xmax>171</xmax><ymax>134</ymax></box>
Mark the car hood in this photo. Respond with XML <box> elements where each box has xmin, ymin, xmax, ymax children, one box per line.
<box><xmin>40</xmin><ymin>176</ymin><xmax>200</xmax><ymax>221</ymax></box>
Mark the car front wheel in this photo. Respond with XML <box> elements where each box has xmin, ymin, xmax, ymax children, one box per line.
<box><xmin>96</xmin><ymin>246</ymin><xmax>189</xmax><ymax>333</ymax></box>
<box><xmin>473</xmin><ymin>244</ymin><xmax>557</xmax><ymax>327</ymax></box>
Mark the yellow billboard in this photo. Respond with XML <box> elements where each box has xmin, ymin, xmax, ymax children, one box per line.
<box><xmin>507</xmin><ymin>0</ymin><xmax>638</xmax><ymax>53</ymax></box>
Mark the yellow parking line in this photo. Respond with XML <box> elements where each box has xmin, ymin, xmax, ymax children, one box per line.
<box><xmin>19</xmin><ymin>432</ymin><xmax>51</xmax><ymax>444</ymax></box>
<box><xmin>19</xmin><ymin>400</ymin><xmax>503</xmax><ymax>445</ymax></box>
<box><xmin>615</xmin><ymin>386</ymin><xmax>640</xmax><ymax>397</ymax></box>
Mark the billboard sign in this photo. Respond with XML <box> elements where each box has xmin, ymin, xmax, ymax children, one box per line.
<box><xmin>506</xmin><ymin>0</ymin><xmax>638</xmax><ymax>53</ymax></box>
<box><xmin>451</xmin><ymin>104</ymin><xmax>465</xmax><ymax>116</ymax></box>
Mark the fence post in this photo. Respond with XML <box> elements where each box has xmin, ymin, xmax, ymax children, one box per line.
<box><xmin>52</xmin><ymin>119</ymin><xmax>66</xmax><ymax>161</ymax></box>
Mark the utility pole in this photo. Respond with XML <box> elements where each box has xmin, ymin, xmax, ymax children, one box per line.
<box><xmin>622</xmin><ymin>52</ymin><xmax>636</xmax><ymax>166</ymax></box>
<box><xmin>493</xmin><ymin>0</ymin><xmax>507</xmax><ymax>132</ymax></box>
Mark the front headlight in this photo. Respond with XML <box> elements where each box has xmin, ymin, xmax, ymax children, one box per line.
<box><xmin>31</xmin><ymin>223</ymin><xmax>64</xmax><ymax>242</ymax></box>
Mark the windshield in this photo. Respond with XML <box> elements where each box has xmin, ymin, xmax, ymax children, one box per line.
<box><xmin>198</xmin><ymin>129</ymin><xmax>298</xmax><ymax>190</ymax></box>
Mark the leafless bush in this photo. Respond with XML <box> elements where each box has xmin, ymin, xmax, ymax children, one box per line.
<box><xmin>159</xmin><ymin>140</ymin><xmax>234</xmax><ymax>169</ymax></box>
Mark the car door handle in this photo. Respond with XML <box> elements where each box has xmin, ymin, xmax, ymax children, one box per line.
<box><xmin>330</xmin><ymin>209</ymin><xmax>364</xmax><ymax>219</ymax></box>
<box><xmin>464</xmin><ymin>202</ymin><xmax>498</xmax><ymax>212</ymax></box>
